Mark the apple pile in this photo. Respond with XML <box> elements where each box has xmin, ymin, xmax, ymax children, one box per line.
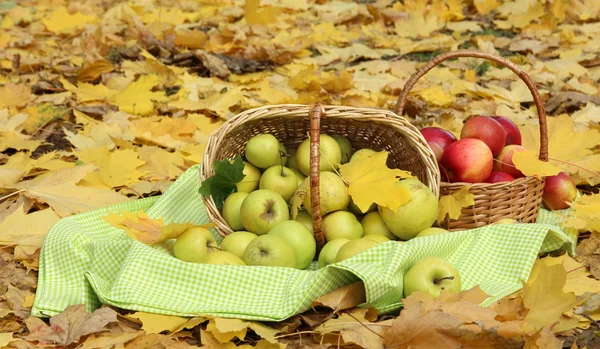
<box><xmin>198</xmin><ymin>131</ymin><xmax>452</xmax><ymax>270</ymax></box>
<box><xmin>420</xmin><ymin>115</ymin><xmax>577</xmax><ymax>210</ymax></box>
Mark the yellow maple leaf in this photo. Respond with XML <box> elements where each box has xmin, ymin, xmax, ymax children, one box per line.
<box><xmin>522</xmin><ymin>257</ymin><xmax>578</xmax><ymax>334</ymax></box>
<box><xmin>10</xmin><ymin>164</ymin><xmax>130</xmax><ymax>217</ymax></box>
<box><xmin>42</xmin><ymin>7</ymin><xmax>98</xmax><ymax>34</ymax></box>
<box><xmin>339</xmin><ymin>151</ymin><xmax>413</xmax><ymax>212</ymax></box>
<box><xmin>62</xmin><ymin>79</ymin><xmax>114</xmax><ymax>103</ymax></box>
<box><xmin>76</xmin><ymin>147</ymin><xmax>146</xmax><ymax>189</ymax></box>
<box><xmin>0</xmin><ymin>204</ymin><xmax>59</xmax><ymax>256</ymax></box>
<box><xmin>110</xmin><ymin>75</ymin><xmax>168</xmax><ymax>116</ymax></box>
<box><xmin>519</xmin><ymin>114</ymin><xmax>600</xmax><ymax>185</ymax></box>
<box><xmin>0</xmin><ymin>83</ymin><xmax>30</xmax><ymax>109</ymax></box>
<box><xmin>244</xmin><ymin>0</ymin><xmax>281</xmax><ymax>26</ymax></box>
<box><xmin>206</xmin><ymin>317</ymin><xmax>279</xmax><ymax>344</ymax></box>
<box><xmin>137</xmin><ymin>146</ymin><xmax>185</xmax><ymax>181</ymax></box>
<box><xmin>564</xmin><ymin>193</ymin><xmax>600</xmax><ymax>233</ymax></box>
<box><xmin>103</xmin><ymin>211</ymin><xmax>210</xmax><ymax>245</ymax></box>
<box><xmin>124</xmin><ymin>312</ymin><xmax>199</xmax><ymax>334</ymax></box>
<box><xmin>512</xmin><ymin>150</ymin><xmax>562</xmax><ymax>179</ymax></box>
<box><xmin>436</xmin><ymin>185</ymin><xmax>475</xmax><ymax>223</ymax></box>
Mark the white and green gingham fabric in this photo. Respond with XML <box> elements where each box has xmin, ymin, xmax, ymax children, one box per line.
<box><xmin>32</xmin><ymin>164</ymin><xmax>576</xmax><ymax>320</ymax></box>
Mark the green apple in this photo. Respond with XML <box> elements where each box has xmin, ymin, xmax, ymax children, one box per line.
<box><xmin>379</xmin><ymin>178</ymin><xmax>438</xmax><ymax>240</ymax></box>
<box><xmin>173</xmin><ymin>227</ymin><xmax>218</xmax><ymax>263</ymax></box>
<box><xmin>361</xmin><ymin>211</ymin><xmax>395</xmax><ymax>240</ymax></box>
<box><xmin>236</xmin><ymin>161</ymin><xmax>261</xmax><ymax>193</ymax></box>
<box><xmin>335</xmin><ymin>238</ymin><xmax>378</xmax><ymax>262</ymax></box>
<box><xmin>318</xmin><ymin>238</ymin><xmax>350</xmax><ymax>268</ymax></box>
<box><xmin>347</xmin><ymin>198</ymin><xmax>377</xmax><ymax>216</ymax></box>
<box><xmin>222</xmin><ymin>192</ymin><xmax>248</xmax><ymax>231</ymax></box>
<box><xmin>268</xmin><ymin>220</ymin><xmax>316</xmax><ymax>269</ymax></box>
<box><xmin>363</xmin><ymin>234</ymin><xmax>390</xmax><ymax>244</ymax></box>
<box><xmin>403</xmin><ymin>256</ymin><xmax>462</xmax><ymax>298</ymax></box>
<box><xmin>203</xmin><ymin>250</ymin><xmax>246</xmax><ymax>265</ymax></box>
<box><xmin>302</xmin><ymin>172</ymin><xmax>349</xmax><ymax>215</ymax></box>
<box><xmin>322</xmin><ymin>211</ymin><xmax>363</xmax><ymax>241</ymax></box>
<box><xmin>242</xmin><ymin>234</ymin><xmax>297</xmax><ymax>268</ymax></box>
<box><xmin>287</xmin><ymin>150</ymin><xmax>298</xmax><ymax>170</ymax></box>
<box><xmin>259</xmin><ymin>165</ymin><xmax>298</xmax><ymax>202</ymax></box>
<box><xmin>245</xmin><ymin>134</ymin><xmax>286</xmax><ymax>169</ymax></box>
<box><xmin>295</xmin><ymin>210</ymin><xmax>313</xmax><ymax>233</ymax></box>
<box><xmin>240</xmin><ymin>189</ymin><xmax>290</xmax><ymax>235</ymax></box>
<box><xmin>290</xmin><ymin>168</ymin><xmax>306</xmax><ymax>187</ymax></box>
<box><xmin>295</xmin><ymin>134</ymin><xmax>341</xmax><ymax>176</ymax></box>
<box><xmin>220</xmin><ymin>231</ymin><xmax>258</xmax><ymax>259</ymax></box>
<box><xmin>331</xmin><ymin>134</ymin><xmax>354</xmax><ymax>164</ymax></box>
<box><xmin>415</xmin><ymin>227</ymin><xmax>449</xmax><ymax>238</ymax></box>
<box><xmin>349</xmin><ymin>148</ymin><xmax>376</xmax><ymax>163</ymax></box>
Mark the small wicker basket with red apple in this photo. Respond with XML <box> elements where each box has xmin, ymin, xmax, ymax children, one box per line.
<box><xmin>395</xmin><ymin>50</ymin><xmax>549</xmax><ymax>230</ymax></box>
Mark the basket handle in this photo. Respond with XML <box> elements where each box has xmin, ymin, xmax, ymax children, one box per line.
<box><xmin>394</xmin><ymin>49</ymin><xmax>548</xmax><ymax>162</ymax></box>
<box><xmin>309</xmin><ymin>103</ymin><xmax>326</xmax><ymax>250</ymax></box>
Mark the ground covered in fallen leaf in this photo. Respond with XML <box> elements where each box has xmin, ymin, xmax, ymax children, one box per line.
<box><xmin>1</xmin><ymin>0</ymin><xmax>600</xmax><ymax>347</ymax></box>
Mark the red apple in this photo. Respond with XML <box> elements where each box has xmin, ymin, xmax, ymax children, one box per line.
<box><xmin>492</xmin><ymin>116</ymin><xmax>522</xmax><ymax>146</ymax></box>
<box><xmin>486</xmin><ymin>171</ymin><xmax>515</xmax><ymax>183</ymax></box>
<box><xmin>542</xmin><ymin>172</ymin><xmax>577</xmax><ymax>210</ymax></box>
<box><xmin>460</xmin><ymin>116</ymin><xmax>506</xmax><ymax>156</ymax></box>
<box><xmin>420</xmin><ymin>127</ymin><xmax>457</xmax><ymax>161</ymax></box>
<box><xmin>441</xmin><ymin>138</ymin><xmax>494</xmax><ymax>183</ymax></box>
<box><xmin>494</xmin><ymin>145</ymin><xmax>526</xmax><ymax>179</ymax></box>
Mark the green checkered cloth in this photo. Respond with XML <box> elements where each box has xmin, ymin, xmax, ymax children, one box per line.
<box><xmin>32</xmin><ymin>164</ymin><xmax>576</xmax><ymax>320</ymax></box>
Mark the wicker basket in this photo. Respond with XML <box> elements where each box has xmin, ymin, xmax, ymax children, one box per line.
<box><xmin>200</xmin><ymin>104</ymin><xmax>440</xmax><ymax>249</ymax></box>
<box><xmin>395</xmin><ymin>50</ymin><xmax>549</xmax><ymax>230</ymax></box>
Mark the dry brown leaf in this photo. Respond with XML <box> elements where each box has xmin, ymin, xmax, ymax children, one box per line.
<box><xmin>25</xmin><ymin>304</ymin><xmax>117</xmax><ymax>346</ymax></box>
<box><xmin>311</xmin><ymin>281</ymin><xmax>366</xmax><ymax>313</ymax></box>
<box><xmin>575</xmin><ymin>232</ymin><xmax>600</xmax><ymax>280</ymax></box>
<box><xmin>79</xmin><ymin>331</ymin><xmax>142</xmax><ymax>349</ymax></box>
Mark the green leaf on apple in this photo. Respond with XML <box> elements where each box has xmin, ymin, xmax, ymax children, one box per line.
<box><xmin>199</xmin><ymin>156</ymin><xmax>246</xmax><ymax>208</ymax></box>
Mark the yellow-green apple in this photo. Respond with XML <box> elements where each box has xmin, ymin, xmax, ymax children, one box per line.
<box><xmin>335</xmin><ymin>238</ymin><xmax>379</xmax><ymax>262</ymax></box>
<box><xmin>486</xmin><ymin>171</ymin><xmax>515</xmax><ymax>183</ymax></box>
<box><xmin>240</xmin><ymin>189</ymin><xmax>290</xmax><ymax>235</ymax></box>
<box><xmin>245</xmin><ymin>134</ymin><xmax>287</xmax><ymax>169</ymax></box>
<box><xmin>542</xmin><ymin>172</ymin><xmax>577</xmax><ymax>210</ymax></box>
<box><xmin>220</xmin><ymin>231</ymin><xmax>257</xmax><ymax>259</ymax></box>
<box><xmin>236</xmin><ymin>161</ymin><xmax>261</xmax><ymax>193</ymax></box>
<box><xmin>361</xmin><ymin>211</ymin><xmax>395</xmax><ymax>240</ymax></box>
<box><xmin>323</xmin><ymin>211</ymin><xmax>364</xmax><ymax>241</ymax></box>
<box><xmin>222</xmin><ymin>192</ymin><xmax>248</xmax><ymax>231</ymax></box>
<box><xmin>287</xmin><ymin>150</ymin><xmax>298</xmax><ymax>169</ymax></box>
<box><xmin>348</xmin><ymin>198</ymin><xmax>377</xmax><ymax>216</ymax></box>
<box><xmin>403</xmin><ymin>256</ymin><xmax>461</xmax><ymax>298</ymax></box>
<box><xmin>290</xmin><ymin>168</ymin><xmax>306</xmax><ymax>187</ymax></box>
<box><xmin>494</xmin><ymin>145</ymin><xmax>526</xmax><ymax>179</ymax></box>
<box><xmin>415</xmin><ymin>227</ymin><xmax>449</xmax><ymax>238</ymax></box>
<box><xmin>296</xmin><ymin>134</ymin><xmax>341</xmax><ymax>176</ymax></box>
<box><xmin>495</xmin><ymin>218</ymin><xmax>518</xmax><ymax>224</ymax></box>
<box><xmin>420</xmin><ymin>127</ymin><xmax>457</xmax><ymax>162</ymax></box>
<box><xmin>379</xmin><ymin>179</ymin><xmax>438</xmax><ymax>240</ymax></box>
<box><xmin>173</xmin><ymin>227</ymin><xmax>218</xmax><ymax>263</ymax></box>
<box><xmin>492</xmin><ymin>116</ymin><xmax>522</xmax><ymax>146</ymax></box>
<box><xmin>441</xmin><ymin>138</ymin><xmax>493</xmax><ymax>183</ymax></box>
<box><xmin>295</xmin><ymin>210</ymin><xmax>314</xmax><ymax>233</ymax></box>
<box><xmin>242</xmin><ymin>235</ymin><xmax>297</xmax><ymax>268</ymax></box>
<box><xmin>318</xmin><ymin>238</ymin><xmax>350</xmax><ymax>268</ymax></box>
<box><xmin>363</xmin><ymin>235</ymin><xmax>390</xmax><ymax>243</ymax></box>
<box><xmin>259</xmin><ymin>165</ymin><xmax>298</xmax><ymax>201</ymax></box>
<box><xmin>203</xmin><ymin>250</ymin><xmax>246</xmax><ymax>265</ymax></box>
<box><xmin>349</xmin><ymin>148</ymin><xmax>376</xmax><ymax>163</ymax></box>
<box><xmin>268</xmin><ymin>220</ymin><xmax>316</xmax><ymax>269</ymax></box>
<box><xmin>332</xmin><ymin>134</ymin><xmax>354</xmax><ymax>164</ymax></box>
<box><xmin>302</xmin><ymin>172</ymin><xmax>349</xmax><ymax>215</ymax></box>
<box><xmin>460</xmin><ymin>115</ymin><xmax>506</xmax><ymax>156</ymax></box>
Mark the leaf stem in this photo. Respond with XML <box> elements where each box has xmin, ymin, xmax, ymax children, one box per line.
<box><xmin>0</xmin><ymin>189</ymin><xmax>25</xmax><ymax>203</ymax></box>
<box><xmin>548</xmin><ymin>157</ymin><xmax>600</xmax><ymax>178</ymax></box>
<box><xmin>319</xmin><ymin>149</ymin><xmax>350</xmax><ymax>186</ymax></box>
<box><xmin>345</xmin><ymin>312</ymin><xmax>385</xmax><ymax>338</ymax></box>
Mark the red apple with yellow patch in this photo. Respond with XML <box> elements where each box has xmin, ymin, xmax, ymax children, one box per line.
<box><xmin>420</xmin><ymin>127</ymin><xmax>457</xmax><ymax>162</ymax></box>
<box><xmin>492</xmin><ymin>116</ymin><xmax>522</xmax><ymax>146</ymax></box>
<box><xmin>460</xmin><ymin>116</ymin><xmax>506</xmax><ymax>156</ymax></box>
<box><xmin>494</xmin><ymin>145</ymin><xmax>526</xmax><ymax>179</ymax></box>
<box><xmin>542</xmin><ymin>172</ymin><xmax>577</xmax><ymax>210</ymax></box>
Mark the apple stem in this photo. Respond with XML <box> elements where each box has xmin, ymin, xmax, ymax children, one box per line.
<box><xmin>433</xmin><ymin>276</ymin><xmax>454</xmax><ymax>285</ymax></box>
<box><xmin>547</xmin><ymin>157</ymin><xmax>600</xmax><ymax>178</ymax></box>
<box><xmin>279</xmin><ymin>150</ymin><xmax>287</xmax><ymax>176</ymax></box>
